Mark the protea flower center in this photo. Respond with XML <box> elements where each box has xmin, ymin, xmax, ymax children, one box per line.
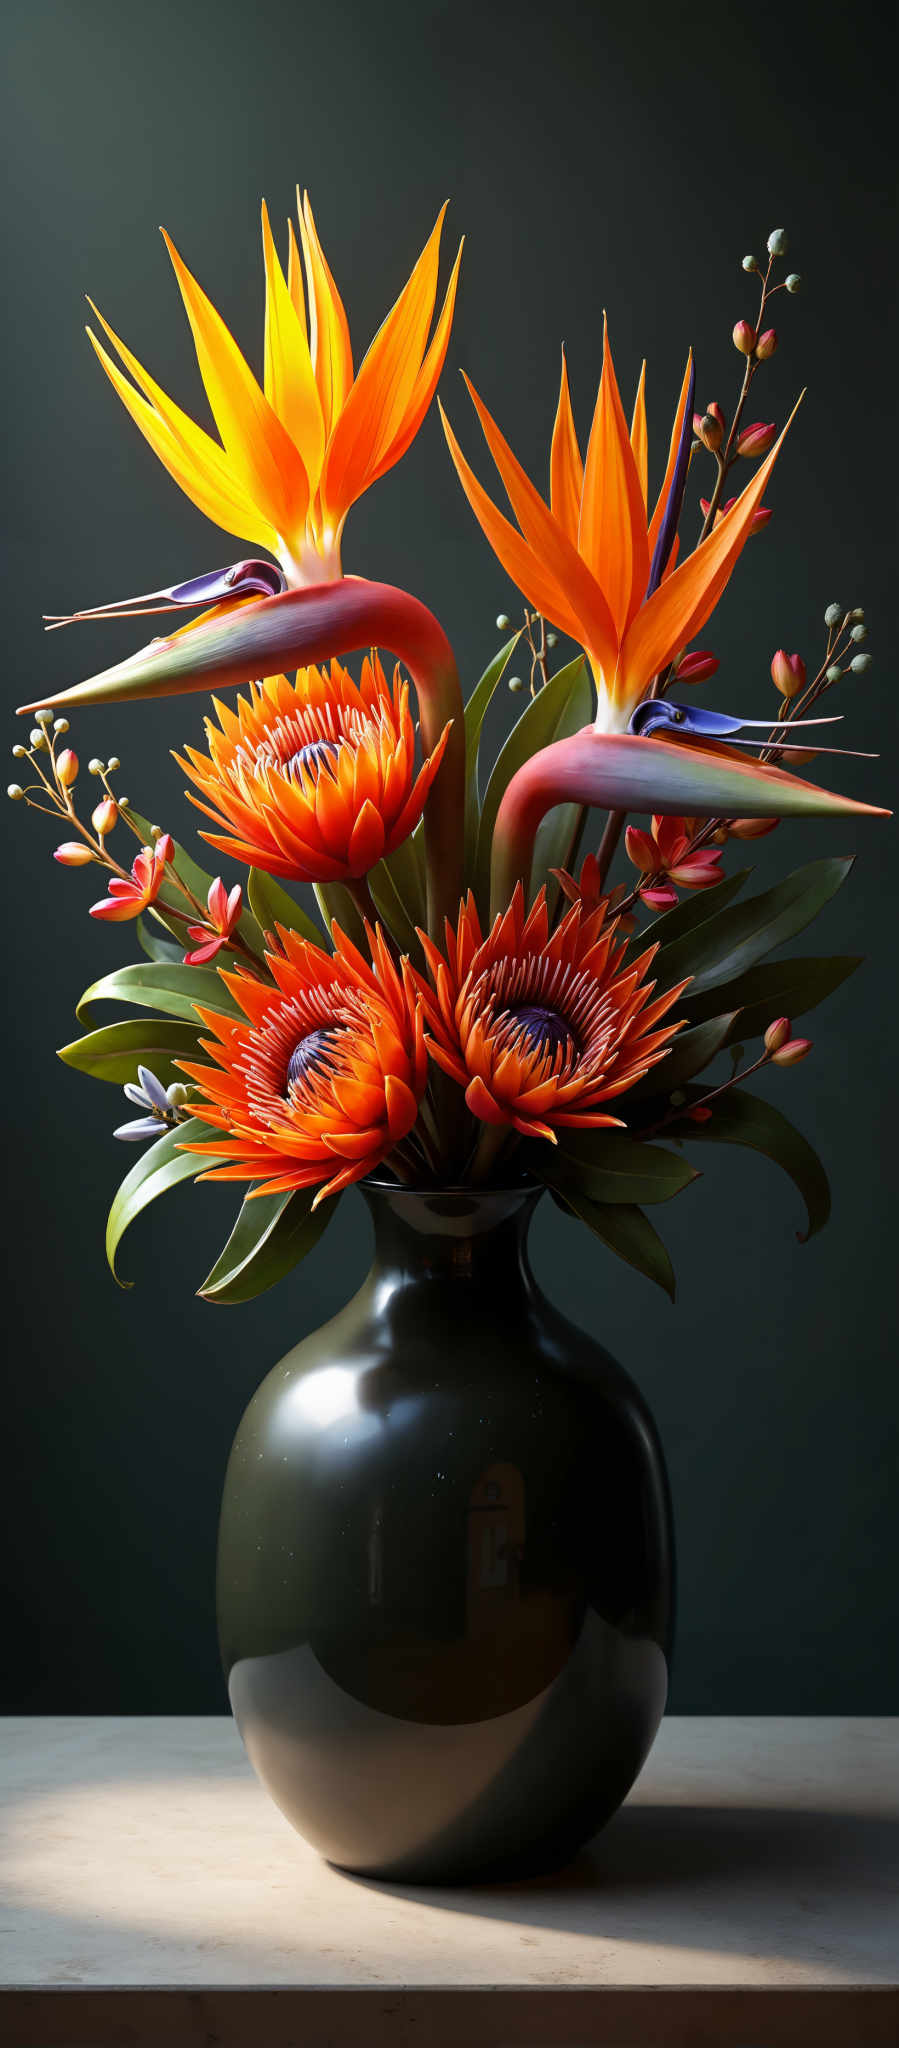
<box><xmin>506</xmin><ymin>1002</ymin><xmax>578</xmax><ymax>1060</ymax></box>
<box><xmin>287</xmin><ymin>1025</ymin><xmax>341</xmax><ymax>1090</ymax></box>
<box><xmin>284</xmin><ymin>738</ymin><xmax>340</xmax><ymax>781</ymax></box>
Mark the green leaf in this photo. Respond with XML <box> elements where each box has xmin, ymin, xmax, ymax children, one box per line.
<box><xmin>76</xmin><ymin>960</ymin><xmax>243</xmax><ymax>1028</ymax></box>
<box><xmin>136</xmin><ymin>917</ymin><xmax>184</xmax><ymax>964</ymax></box>
<box><xmin>532</xmin><ymin>1128</ymin><xmax>699</xmax><ymax>1205</ymax></box>
<box><xmin>198</xmin><ymin>1187</ymin><xmax>339</xmax><ymax>1304</ymax></box>
<box><xmin>247</xmin><ymin>868</ymin><xmax>325</xmax><ymax>949</ymax></box>
<box><xmin>105</xmin><ymin>1117</ymin><xmax>210</xmax><ymax>1286</ymax></box>
<box><xmin>530</xmin><ymin>662</ymin><xmax>593</xmax><ymax>910</ymax></box>
<box><xmin>640</xmin><ymin>869</ymin><xmax>750</xmax><ymax>948</ymax></box>
<box><xmin>474</xmin><ymin>655</ymin><xmax>590</xmax><ymax>913</ymax></box>
<box><xmin>313</xmin><ymin>880</ymin><xmax>367</xmax><ymax>949</ymax></box>
<box><xmin>682</xmin><ymin>955</ymin><xmax>863</xmax><ymax>1043</ymax></box>
<box><xmin>367</xmin><ymin>858</ymin><xmax>420</xmax><ymax>957</ymax></box>
<box><xmin>678</xmin><ymin>1085</ymin><xmax>830</xmax><ymax>1240</ymax></box>
<box><xmin>627</xmin><ymin>1014</ymin><xmax>739</xmax><ymax>1099</ymax></box>
<box><xmin>654</xmin><ymin>857</ymin><xmax>854</xmax><ymax>996</ymax></box>
<box><xmin>58</xmin><ymin>1018</ymin><xmax>203</xmax><ymax>1087</ymax></box>
<box><xmin>375</xmin><ymin>825</ymin><xmax>427</xmax><ymax>934</ymax></box>
<box><xmin>123</xmin><ymin>806</ymin><xmax>264</xmax><ymax>953</ymax></box>
<box><xmin>552</xmin><ymin>1184</ymin><xmax>676</xmax><ymax>1300</ymax></box>
<box><xmin>463</xmin><ymin>634</ymin><xmax>522</xmax><ymax>871</ymax></box>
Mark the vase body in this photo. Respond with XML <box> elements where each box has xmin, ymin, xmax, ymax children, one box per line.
<box><xmin>217</xmin><ymin>1182</ymin><xmax>674</xmax><ymax>1882</ymax></box>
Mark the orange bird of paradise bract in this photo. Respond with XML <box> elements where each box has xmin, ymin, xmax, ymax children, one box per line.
<box><xmin>86</xmin><ymin>194</ymin><xmax>462</xmax><ymax>588</ymax></box>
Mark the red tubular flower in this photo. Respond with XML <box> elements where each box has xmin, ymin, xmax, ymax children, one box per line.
<box><xmin>178</xmin><ymin>923</ymin><xmax>428</xmax><ymax>1203</ymax></box>
<box><xmin>89</xmin><ymin>834</ymin><xmax>173</xmax><ymax>922</ymax></box>
<box><xmin>185</xmin><ymin>878</ymin><xmax>243</xmax><ymax>964</ymax></box>
<box><xmin>736</xmin><ymin>421</ymin><xmax>777</xmax><ymax>458</ymax></box>
<box><xmin>176</xmin><ymin>656</ymin><xmax>450</xmax><ymax>882</ymax></box>
<box><xmin>413</xmin><ymin>885</ymin><xmax>687</xmax><ymax>1142</ymax></box>
<box><xmin>625</xmin><ymin>815</ymin><xmax>723</xmax><ymax>906</ymax></box>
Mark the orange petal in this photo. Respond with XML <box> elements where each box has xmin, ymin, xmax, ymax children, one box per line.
<box><xmin>321</xmin><ymin>206</ymin><xmax>448</xmax><ymax>522</ymax></box>
<box><xmin>297</xmin><ymin>191</ymin><xmax>354</xmax><ymax>438</ymax></box>
<box><xmin>261</xmin><ymin>200</ymin><xmax>325</xmax><ymax>487</ymax></box>
<box><xmin>457</xmin><ymin>377</ymin><xmax>619</xmax><ymax>675</ymax></box>
<box><xmin>549</xmin><ymin>348</ymin><xmax>584</xmax><ymax>546</ymax></box>
<box><xmin>85</xmin><ymin>318</ymin><xmax>278</xmax><ymax>553</ymax></box>
<box><xmin>621</xmin><ymin>396</ymin><xmax>803</xmax><ymax>698</ymax></box>
<box><xmin>161</xmin><ymin>227</ymin><xmax>310</xmax><ymax>548</ymax></box>
<box><xmin>363</xmin><ymin>238</ymin><xmax>463</xmax><ymax>490</ymax></box>
<box><xmin>630</xmin><ymin>361</ymin><xmax>648</xmax><ymax>510</ymax></box>
<box><xmin>578</xmin><ymin>317</ymin><xmax>649</xmax><ymax>639</ymax></box>
<box><xmin>648</xmin><ymin>351</ymin><xmax>693</xmax><ymax>559</ymax></box>
<box><xmin>440</xmin><ymin>404</ymin><xmax>590</xmax><ymax>643</ymax></box>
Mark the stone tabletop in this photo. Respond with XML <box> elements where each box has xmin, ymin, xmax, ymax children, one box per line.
<box><xmin>1</xmin><ymin>1714</ymin><xmax>896</xmax><ymax>2044</ymax></box>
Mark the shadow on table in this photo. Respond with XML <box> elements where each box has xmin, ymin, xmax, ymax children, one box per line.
<box><xmin>344</xmin><ymin>1800</ymin><xmax>899</xmax><ymax>1945</ymax></box>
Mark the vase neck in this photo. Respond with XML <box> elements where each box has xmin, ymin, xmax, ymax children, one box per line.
<box><xmin>359</xmin><ymin>1181</ymin><xmax>542</xmax><ymax>1292</ymax></box>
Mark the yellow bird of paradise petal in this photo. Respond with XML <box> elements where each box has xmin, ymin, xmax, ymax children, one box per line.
<box><xmin>87</xmin><ymin>193</ymin><xmax>462</xmax><ymax>588</ymax></box>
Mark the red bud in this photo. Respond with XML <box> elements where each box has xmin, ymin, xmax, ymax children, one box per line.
<box><xmin>771</xmin><ymin>1037</ymin><xmax>813</xmax><ymax>1068</ymax></box>
<box><xmin>56</xmin><ymin>748</ymin><xmax>79</xmax><ymax>787</ymax></box>
<box><xmin>688</xmin><ymin>1104</ymin><xmax>713</xmax><ymax>1122</ymax></box>
<box><xmin>53</xmin><ymin>841</ymin><xmax>94</xmax><ymax>867</ymax></box>
<box><xmin>675</xmin><ymin>650</ymin><xmax>720</xmax><ymax>684</ymax></box>
<box><xmin>732</xmin><ymin>320</ymin><xmax>757</xmax><ymax>355</ymax></box>
<box><xmin>91</xmin><ymin>797</ymin><xmax>119</xmax><ymax>835</ymax></box>
<box><xmin>750</xmin><ymin>505</ymin><xmax>773</xmax><ymax>534</ymax></box>
<box><xmin>770</xmin><ymin>649</ymin><xmax>806</xmax><ymax>699</ymax></box>
<box><xmin>728</xmin><ymin>816</ymin><xmax>779</xmax><ymax>840</ymax></box>
<box><xmin>737</xmin><ymin>420</ymin><xmax>777</xmax><ymax>458</ymax></box>
<box><xmin>764</xmin><ymin>1016</ymin><xmax>792</xmax><ymax>1053</ymax></box>
<box><xmin>755</xmin><ymin>328</ymin><xmax>778</xmax><ymax>360</ymax></box>
<box><xmin>707</xmin><ymin>401</ymin><xmax>726</xmax><ymax>430</ymax></box>
<box><xmin>693</xmin><ymin>410</ymin><xmax>723</xmax><ymax>452</ymax></box>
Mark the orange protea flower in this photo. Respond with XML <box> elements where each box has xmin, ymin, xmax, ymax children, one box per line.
<box><xmin>87</xmin><ymin>194</ymin><xmax>462</xmax><ymax>586</ymax></box>
<box><xmin>179</xmin><ymin>925</ymin><xmax>427</xmax><ymax>1204</ymax></box>
<box><xmin>176</xmin><ymin>655</ymin><xmax>451</xmax><ymax>882</ymax></box>
<box><xmin>414</xmin><ymin>885</ymin><xmax>687</xmax><ymax>1142</ymax></box>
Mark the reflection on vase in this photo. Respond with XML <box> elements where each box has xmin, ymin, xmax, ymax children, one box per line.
<box><xmin>218</xmin><ymin>1180</ymin><xmax>674</xmax><ymax>1882</ymax></box>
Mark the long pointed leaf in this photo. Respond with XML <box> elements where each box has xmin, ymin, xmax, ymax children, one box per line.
<box><xmin>58</xmin><ymin>1018</ymin><xmax>203</xmax><ymax>1086</ymax></box>
<box><xmin>678</xmin><ymin>1085</ymin><xmax>830</xmax><ymax>1240</ymax></box>
<box><xmin>529</xmin><ymin>1128</ymin><xmax>698</xmax><ymax>1205</ymax></box>
<box><xmin>136</xmin><ymin>917</ymin><xmax>185</xmax><ymax>964</ymax></box>
<box><xmin>105</xmin><ymin>1117</ymin><xmax>210</xmax><ymax>1285</ymax></box>
<box><xmin>463</xmin><ymin>633</ymin><xmax>522</xmax><ymax>871</ymax></box>
<box><xmin>654</xmin><ymin>857</ymin><xmax>854</xmax><ymax>995</ymax></box>
<box><xmin>199</xmin><ymin>1187</ymin><xmax>338</xmax><ymax>1304</ymax></box>
<box><xmin>476</xmin><ymin>655</ymin><xmax>589</xmax><ymax>914</ymax></box>
<box><xmin>247</xmin><ymin>867</ymin><xmax>325</xmax><ymax>949</ymax></box>
<box><xmin>682</xmin><ymin>955</ymin><xmax>863</xmax><ymax>1042</ymax></box>
<box><xmin>628</xmin><ymin>1013</ymin><xmax>738</xmax><ymax>1098</ymax></box>
<box><xmin>77</xmin><ymin>960</ymin><xmax>243</xmax><ymax>1028</ymax></box>
<box><xmin>551</xmin><ymin>1185</ymin><xmax>676</xmax><ymax>1300</ymax></box>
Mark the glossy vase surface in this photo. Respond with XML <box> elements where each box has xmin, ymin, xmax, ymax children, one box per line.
<box><xmin>217</xmin><ymin>1181</ymin><xmax>674</xmax><ymax>1883</ymax></box>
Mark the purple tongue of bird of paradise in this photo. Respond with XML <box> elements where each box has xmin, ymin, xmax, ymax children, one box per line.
<box><xmin>43</xmin><ymin>559</ymin><xmax>286</xmax><ymax>631</ymax></box>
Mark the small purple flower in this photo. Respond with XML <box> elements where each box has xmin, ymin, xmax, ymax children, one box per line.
<box><xmin>114</xmin><ymin>1065</ymin><xmax>186</xmax><ymax>1142</ymax></box>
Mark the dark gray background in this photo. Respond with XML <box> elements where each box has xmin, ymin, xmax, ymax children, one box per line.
<box><xmin>2</xmin><ymin>0</ymin><xmax>895</xmax><ymax>1713</ymax></box>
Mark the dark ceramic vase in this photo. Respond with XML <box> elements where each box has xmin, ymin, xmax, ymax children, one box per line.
<box><xmin>217</xmin><ymin>1180</ymin><xmax>674</xmax><ymax>1883</ymax></box>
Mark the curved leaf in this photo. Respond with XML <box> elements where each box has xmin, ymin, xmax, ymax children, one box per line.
<box><xmin>58</xmin><ymin>1018</ymin><xmax>203</xmax><ymax>1086</ymax></box>
<box><xmin>475</xmin><ymin>655</ymin><xmax>589</xmax><ymax>914</ymax></box>
<box><xmin>105</xmin><ymin>1117</ymin><xmax>210</xmax><ymax>1286</ymax></box>
<box><xmin>136</xmin><ymin>917</ymin><xmax>184</xmax><ymax>964</ymax></box>
<box><xmin>531</xmin><ymin>1128</ymin><xmax>698</xmax><ymax>1205</ymax></box>
<box><xmin>77</xmin><ymin>960</ymin><xmax>243</xmax><ymax>1027</ymax></box>
<box><xmin>199</xmin><ymin>1187</ymin><xmax>339</xmax><ymax>1304</ymax></box>
<box><xmin>628</xmin><ymin>1013</ymin><xmax>738</xmax><ymax>1099</ymax></box>
<box><xmin>639</xmin><ymin>869</ymin><xmax>750</xmax><ymax>948</ymax></box>
<box><xmin>682</xmin><ymin>955</ymin><xmax>863</xmax><ymax>1042</ymax></box>
<box><xmin>366</xmin><ymin>859</ymin><xmax>420</xmax><ymax>957</ymax></box>
<box><xmin>375</xmin><ymin>825</ymin><xmax>427</xmax><ymax>933</ymax></box>
<box><xmin>313</xmin><ymin>880</ymin><xmax>367</xmax><ymax>949</ymax></box>
<box><xmin>247</xmin><ymin>868</ymin><xmax>325</xmax><ymax>949</ymax></box>
<box><xmin>552</xmin><ymin>1185</ymin><xmax>676</xmax><ymax>1301</ymax></box>
<box><xmin>678</xmin><ymin>1084</ymin><xmax>830</xmax><ymax>1240</ymax></box>
<box><xmin>654</xmin><ymin>856</ymin><xmax>854</xmax><ymax>995</ymax></box>
<box><xmin>463</xmin><ymin>633</ymin><xmax>522</xmax><ymax>869</ymax></box>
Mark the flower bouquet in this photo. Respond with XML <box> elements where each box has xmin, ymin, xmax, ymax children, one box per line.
<box><xmin>12</xmin><ymin>200</ymin><xmax>887</xmax><ymax>1879</ymax></box>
